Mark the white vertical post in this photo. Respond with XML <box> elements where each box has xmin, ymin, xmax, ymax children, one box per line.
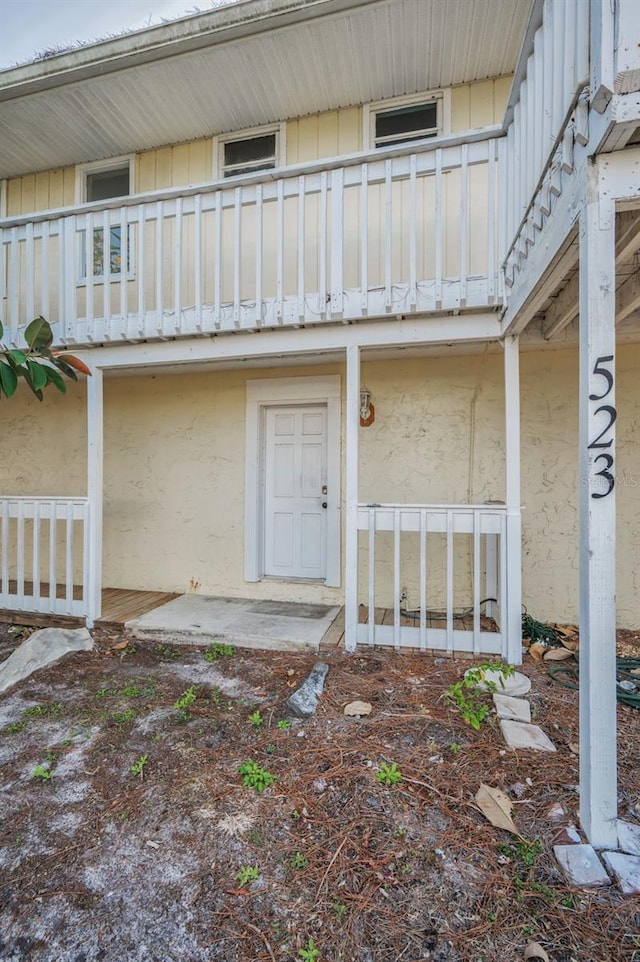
<box><xmin>578</xmin><ymin>163</ymin><xmax>618</xmax><ymax>849</ymax></box>
<box><xmin>504</xmin><ymin>335</ymin><xmax>522</xmax><ymax>665</ymax></box>
<box><xmin>344</xmin><ymin>344</ymin><xmax>360</xmax><ymax>652</ymax></box>
<box><xmin>87</xmin><ymin>367</ymin><xmax>103</xmax><ymax>627</ymax></box>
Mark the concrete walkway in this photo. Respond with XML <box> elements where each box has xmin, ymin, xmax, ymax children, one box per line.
<box><xmin>126</xmin><ymin>594</ymin><xmax>341</xmax><ymax>652</ymax></box>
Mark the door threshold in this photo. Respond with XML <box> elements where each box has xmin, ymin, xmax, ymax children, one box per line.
<box><xmin>260</xmin><ymin>576</ymin><xmax>326</xmax><ymax>585</ymax></box>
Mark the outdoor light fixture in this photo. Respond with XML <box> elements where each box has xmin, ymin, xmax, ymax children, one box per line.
<box><xmin>360</xmin><ymin>387</ymin><xmax>375</xmax><ymax>427</ymax></box>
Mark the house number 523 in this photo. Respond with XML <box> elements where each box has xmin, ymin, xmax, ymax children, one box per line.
<box><xmin>588</xmin><ymin>355</ymin><xmax>616</xmax><ymax>500</ymax></box>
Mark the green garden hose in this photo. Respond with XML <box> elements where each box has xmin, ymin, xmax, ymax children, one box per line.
<box><xmin>548</xmin><ymin>657</ymin><xmax>640</xmax><ymax>709</ymax></box>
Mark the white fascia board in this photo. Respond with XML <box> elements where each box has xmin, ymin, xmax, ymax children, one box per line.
<box><xmin>0</xmin><ymin>0</ymin><xmax>370</xmax><ymax>101</ymax></box>
<box><xmin>82</xmin><ymin>314</ymin><xmax>502</xmax><ymax>370</ymax></box>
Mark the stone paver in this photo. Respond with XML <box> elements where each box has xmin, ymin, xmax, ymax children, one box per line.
<box><xmin>601</xmin><ymin>852</ymin><xmax>640</xmax><ymax>895</ymax></box>
<box><xmin>493</xmin><ymin>693</ymin><xmax>531</xmax><ymax>722</ymax></box>
<box><xmin>554</xmin><ymin>844</ymin><xmax>612</xmax><ymax>888</ymax></box>
<box><xmin>473</xmin><ymin>668</ymin><xmax>532</xmax><ymax>696</ymax></box>
<box><xmin>500</xmin><ymin>719</ymin><xmax>557</xmax><ymax>752</ymax></box>
<box><xmin>285</xmin><ymin>662</ymin><xmax>329</xmax><ymax>717</ymax></box>
<box><xmin>617</xmin><ymin>819</ymin><xmax>640</xmax><ymax>856</ymax></box>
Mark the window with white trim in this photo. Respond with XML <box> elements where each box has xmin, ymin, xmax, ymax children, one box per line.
<box><xmin>76</xmin><ymin>157</ymin><xmax>133</xmax><ymax>279</ymax></box>
<box><xmin>366</xmin><ymin>92</ymin><xmax>446</xmax><ymax>149</ymax></box>
<box><xmin>215</xmin><ymin>124</ymin><xmax>284</xmax><ymax>179</ymax></box>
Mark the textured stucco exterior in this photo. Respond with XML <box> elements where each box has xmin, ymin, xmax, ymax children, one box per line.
<box><xmin>1</xmin><ymin>344</ymin><xmax>638</xmax><ymax>627</ymax></box>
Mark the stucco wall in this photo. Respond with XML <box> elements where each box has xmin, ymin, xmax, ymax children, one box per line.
<box><xmin>1</xmin><ymin>344</ymin><xmax>637</xmax><ymax>626</ymax></box>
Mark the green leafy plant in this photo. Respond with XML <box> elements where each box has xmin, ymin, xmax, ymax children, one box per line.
<box><xmin>130</xmin><ymin>754</ymin><xmax>148</xmax><ymax>777</ymax></box>
<box><xmin>449</xmin><ymin>742</ymin><xmax>461</xmax><ymax>753</ymax></box>
<box><xmin>298</xmin><ymin>937</ymin><xmax>320</xmax><ymax>961</ymax></box>
<box><xmin>498</xmin><ymin>839</ymin><xmax>542</xmax><ymax>867</ymax></box>
<box><xmin>332</xmin><ymin>900</ymin><xmax>348</xmax><ymax>922</ymax></box>
<box><xmin>31</xmin><ymin>763</ymin><xmax>54</xmax><ymax>781</ymax></box>
<box><xmin>2</xmin><ymin>721</ymin><xmax>26</xmax><ymax>734</ymax></box>
<box><xmin>445</xmin><ymin>660</ymin><xmax>515</xmax><ymax>731</ymax></box>
<box><xmin>111</xmin><ymin>709</ymin><xmax>139</xmax><ymax>724</ymax></box>
<box><xmin>0</xmin><ymin>317</ymin><xmax>91</xmax><ymax>402</ymax></box>
<box><xmin>290</xmin><ymin>851</ymin><xmax>309</xmax><ymax>871</ymax></box>
<box><xmin>204</xmin><ymin>641</ymin><xmax>234</xmax><ymax>662</ymax></box>
<box><xmin>23</xmin><ymin>701</ymin><xmax>64</xmax><ymax>718</ymax></box>
<box><xmin>376</xmin><ymin>761</ymin><xmax>403</xmax><ymax>786</ymax></box>
<box><xmin>265</xmin><ymin>743</ymin><xmax>276</xmax><ymax>755</ymax></box>
<box><xmin>277</xmin><ymin>719</ymin><xmax>291</xmax><ymax>730</ymax></box>
<box><xmin>174</xmin><ymin>686</ymin><xmax>197</xmax><ymax>718</ymax></box>
<box><xmin>155</xmin><ymin>643</ymin><xmax>180</xmax><ymax>662</ymax></box>
<box><xmin>238</xmin><ymin>760</ymin><xmax>276</xmax><ymax>792</ymax></box>
<box><xmin>249</xmin><ymin>710</ymin><xmax>263</xmax><ymax>727</ymax></box>
<box><xmin>236</xmin><ymin>865</ymin><xmax>260</xmax><ymax>887</ymax></box>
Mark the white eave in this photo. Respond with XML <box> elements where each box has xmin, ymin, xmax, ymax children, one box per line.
<box><xmin>0</xmin><ymin>0</ymin><xmax>533</xmax><ymax>179</ymax></box>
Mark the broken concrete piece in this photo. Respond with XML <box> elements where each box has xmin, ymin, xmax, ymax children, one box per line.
<box><xmin>545</xmin><ymin>801</ymin><xmax>568</xmax><ymax>822</ymax></box>
<box><xmin>471</xmin><ymin>668</ymin><xmax>532</xmax><ymax>697</ymax></box>
<box><xmin>552</xmin><ymin>823</ymin><xmax>582</xmax><ymax>846</ymax></box>
<box><xmin>500</xmin><ymin>719</ymin><xmax>556</xmax><ymax>752</ymax></box>
<box><xmin>601</xmin><ymin>851</ymin><xmax>640</xmax><ymax>895</ymax></box>
<box><xmin>0</xmin><ymin>627</ymin><xmax>93</xmax><ymax>694</ymax></box>
<box><xmin>285</xmin><ymin>662</ymin><xmax>329</xmax><ymax>717</ymax></box>
<box><xmin>554</xmin><ymin>844</ymin><xmax>611</xmax><ymax>887</ymax></box>
<box><xmin>493</xmin><ymin>693</ymin><xmax>531</xmax><ymax>723</ymax></box>
<box><xmin>617</xmin><ymin>819</ymin><xmax>640</xmax><ymax>856</ymax></box>
<box><xmin>344</xmin><ymin>700</ymin><xmax>372</xmax><ymax>716</ymax></box>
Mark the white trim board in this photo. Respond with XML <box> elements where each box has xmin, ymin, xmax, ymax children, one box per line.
<box><xmin>245</xmin><ymin>375</ymin><xmax>341</xmax><ymax>588</ymax></box>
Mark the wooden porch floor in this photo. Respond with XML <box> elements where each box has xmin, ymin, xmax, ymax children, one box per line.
<box><xmin>0</xmin><ymin>586</ymin><xmax>179</xmax><ymax>629</ymax></box>
<box><xmin>319</xmin><ymin>605</ymin><xmax>498</xmax><ymax>650</ymax></box>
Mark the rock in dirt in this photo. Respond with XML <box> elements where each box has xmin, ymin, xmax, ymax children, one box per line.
<box><xmin>0</xmin><ymin>627</ymin><xmax>93</xmax><ymax>694</ymax></box>
<box><xmin>344</xmin><ymin>699</ymin><xmax>372</xmax><ymax>716</ymax></box>
<box><xmin>285</xmin><ymin>661</ymin><xmax>329</xmax><ymax>717</ymax></box>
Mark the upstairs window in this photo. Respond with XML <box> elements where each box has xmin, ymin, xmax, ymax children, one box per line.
<box><xmin>76</xmin><ymin>157</ymin><xmax>133</xmax><ymax>279</ymax></box>
<box><xmin>215</xmin><ymin>124</ymin><xmax>284</xmax><ymax>179</ymax></box>
<box><xmin>365</xmin><ymin>92</ymin><xmax>447</xmax><ymax>150</ymax></box>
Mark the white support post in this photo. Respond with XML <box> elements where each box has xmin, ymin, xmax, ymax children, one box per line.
<box><xmin>578</xmin><ymin>163</ymin><xmax>618</xmax><ymax>849</ymax></box>
<box><xmin>504</xmin><ymin>335</ymin><xmax>522</xmax><ymax>665</ymax></box>
<box><xmin>87</xmin><ymin>368</ymin><xmax>104</xmax><ymax>628</ymax></box>
<box><xmin>344</xmin><ymin>344</ymin><xmax>360</xmax><ymax>652</ymax></box>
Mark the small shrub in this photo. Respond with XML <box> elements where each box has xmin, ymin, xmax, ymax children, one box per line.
<box><xmin>249</xmin><ymin>710</ymin><xmax>263</xmax><ymax>727</ymax></box>
<box><xmin>445</xmin><ymin>660</ymin><xmax>515</xmax><ymax>731</ymax></box>
<box><xmin>277</xmin><ymin>719</ymin><xmax>291</xmax><ymax>730</ymax></box>
<box><xmin>265</xmin><ymin>743</ymin><xmax>276</xmax><ymax>755</ymax></box>
<box><xmin>236</xmin><ymin>865</ymin><xmax>260</xmax><ymax>887</ymax></box>
<box><xmin>376</xmin><ymin>761</ymin><xmax>403</xmax><ymax>786</ymax></box>
<box><xmin>204</xmin><ymin>642</ymin><xmax>234</xmax><ymax>663</ymax></box>
<box><xmin>31</xmin><ymin>763</ymin><xmax>53</xmax><ymax>782</ymax></box>
<box><xmin>174</xmin><ymin>686</ymin><xmax>197</xmax><ymax>718</ymax></box>
<box><xmin>130</xmin><ymin>754</ymin><xmax>148</xmax><ymax>777</ymax></box>
<box><xmin>299</xmin><ymin>937</ymin><xmax>320</xmax><ymax>961</ymax></box>
<box><xmin>238</xmin><ymin>760</ymin><xmax>276</xmax><ymax>792</ymax></box>
<box><xmin>290</xmin><ymin>851</ymin><xmax>309</xmax><ymax>871</ymax></box>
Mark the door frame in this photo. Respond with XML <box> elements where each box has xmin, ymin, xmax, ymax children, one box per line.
<box><xmin>245</xmin><ymin>376</ymin><xmax>341</xmax><ymax>587</ymax></box>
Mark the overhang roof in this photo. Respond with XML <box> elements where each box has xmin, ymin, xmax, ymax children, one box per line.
<box><xmin>0</xmin><ymin>0</ymin><xmax>533</xmax><ymax>180</ymax></box>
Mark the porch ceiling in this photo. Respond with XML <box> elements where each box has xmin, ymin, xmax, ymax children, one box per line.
<box><xmin>0</xmin><ymin>0</ymin><xmax>533</xmax><ymax>179</ymax></box>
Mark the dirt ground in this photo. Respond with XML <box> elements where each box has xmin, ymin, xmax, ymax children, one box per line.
<box><xmin>0</xmin><ymin>625</ymin><xmax>638</xmax><ymax>962</ymax></box>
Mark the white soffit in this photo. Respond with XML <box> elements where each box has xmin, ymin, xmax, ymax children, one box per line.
<box><xmin>0</xmin><ymin>0</ymin><xmax>532</xmax><ymax>179</ymax></box>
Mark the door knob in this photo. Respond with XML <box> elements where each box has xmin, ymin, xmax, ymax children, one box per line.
<box><xmin>321</xmin><ymin>501</ymin><xmax>328</xmax><ymax>509</ymax></box>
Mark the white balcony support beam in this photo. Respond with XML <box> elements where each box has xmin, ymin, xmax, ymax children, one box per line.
<box><xmin>578</xmin><ymin>162</ymin><xmax>618</xmax><ymax>850</ymax></box>
<box><xmin>344</xmin><ymin>343</ymin><xmax>359</xmax><ymax>653</ymax></box>
<box><xmin>86</xmin><ymin>367</ymin><xmax>104</xmax><ymax>628</ymax></box>
<box><xmin>503</xmin><ymin>335</ymin><xmax>522</xmax><ymax>666</ymax></box>
<box><xmin>591</xmin><ymin>0</ymin><xmax>615</xmax><ymax>114</ymax></box>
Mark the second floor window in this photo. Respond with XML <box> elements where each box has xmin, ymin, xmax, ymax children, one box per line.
<box><xmin>77</xmin><ymin>158</ymin><xmax>133</xmax><ymax>279</ymax></box>
<box><xmin>366</xmin><ymin>92</ymin><xmax>445</xmax><ymax>150</ymax></box>
<box><xmin>222</xmin><ymin>133</ymin><xmax>278</xmax><ymax>177</ymax></box>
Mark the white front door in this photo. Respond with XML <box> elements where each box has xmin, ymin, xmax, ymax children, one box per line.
<box><xmin>263</xmin><ymin>404</ymin><xmax>328</xmax><ymax>579</ymax></box>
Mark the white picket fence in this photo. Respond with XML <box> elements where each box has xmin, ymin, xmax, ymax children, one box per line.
<box><xmin>356</xmin><ymin>503</ymin><xmax>507</xmax><ymax>655</ymax></box>
<box><xmin>0</xmin><ymin>497</ymin><xmax>90</xmax><ymax>617</ymax></box>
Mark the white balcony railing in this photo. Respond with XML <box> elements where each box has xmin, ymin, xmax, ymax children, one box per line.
<box><xmin>355</xmin><ymin>503</ymin><xmax>508</xmax><ymax>655</ymax></box>
<box><xmin>502</xmin><ymin>0</ymin><xmax>589</xmax><ymax>290</ymax></box>
<box><xmin>0</xmin><ymin>132</ymin><xmax>501</xmax><ymax>348</ymax></box>
<box><xmin>0</xmin><ymin>496</ymin><xmax>89</xmax><ymax>618</ymax></box>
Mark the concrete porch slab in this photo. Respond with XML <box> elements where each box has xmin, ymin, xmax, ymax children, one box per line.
<box><xmin>125</xmin><ymin>594</ymin><xmax>341</xmax><ymax>653</ymax></box>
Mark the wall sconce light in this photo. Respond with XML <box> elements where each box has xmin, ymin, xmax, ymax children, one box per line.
<box><xmin>360</xmin><ymin>386</ymin><xmax>375</xmax><ymax>427</ymax></box>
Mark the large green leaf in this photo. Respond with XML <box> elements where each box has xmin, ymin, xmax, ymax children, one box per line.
<box><xmin>6</xmin><ymin>349</ymin><xmax>27</xmax><ymax>366</ymax></box>
<box><xmin>44</xmin><ymin>365</ymin><xmax>66</xmax><ymax>394</ymax></box>
<box><xmin>24</xmin><ymin>316</ymin><xmax>54</xmax><ymax>350</ymax></box>
<box><xmin>0</xmin><ymin>359</ymin><xmax>18</xmax><ymax>398</ymax></box>
<box><xmin>26</xmin><ymin>360</ymin><xmax>48</xmax><ymax>392</ymax></box>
